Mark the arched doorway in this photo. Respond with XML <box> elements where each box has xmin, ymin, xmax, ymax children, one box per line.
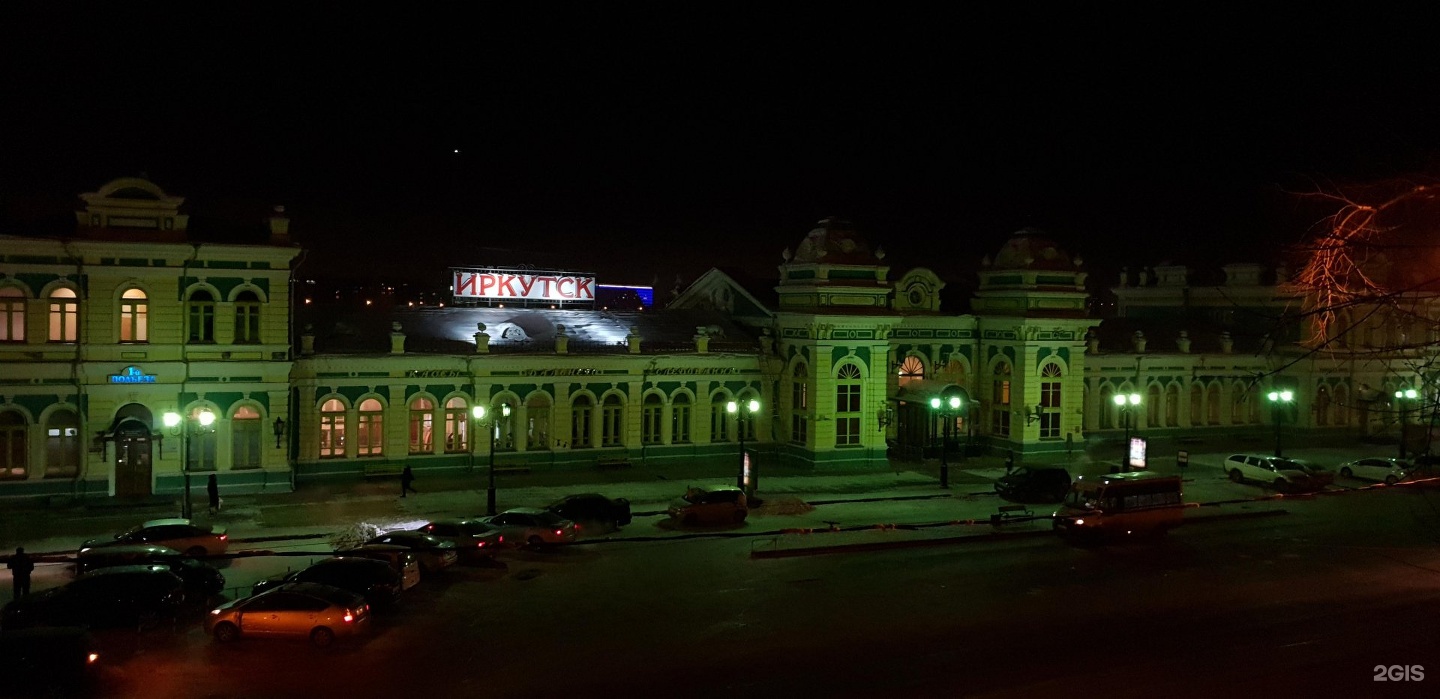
<box><xmin>113</xmin><ymin>404</ymin><xmax>154</xmax><ymax>497</ymax></box>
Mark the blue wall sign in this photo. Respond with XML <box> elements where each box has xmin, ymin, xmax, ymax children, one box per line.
<box><xmin>109</xmin><ymin>366</ymin><xmax>157</xmax><ymax>384</ymax></box>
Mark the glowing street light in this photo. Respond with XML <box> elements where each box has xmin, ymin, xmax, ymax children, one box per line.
<box><xmin>1395</xmin><ymin>388</ymin><xmax>1419</xmax><ymax>459</ymax></box>
<box><xmin>1267</xmin><ymin>390</ymin><xmax>1295</xmax><ymax>458</ymax></box>
<box><xmin>727</xmin><ymin>399</ymin><xmax>761</xmax><ymax>499</ymax></box>
<box><xmin>1113</xmin><ymin>393</ymin><xmax>1141</xmax><ymax>472</ymax></box>
<box><xmin>929</xmin><ymin>394</ymin><xmax>963</xmax><ymax>489</ymax></box>
<box><xmin>163</xmin><ymin>408</ymin><xmax>215</xmax><ymax>520</ymax></box>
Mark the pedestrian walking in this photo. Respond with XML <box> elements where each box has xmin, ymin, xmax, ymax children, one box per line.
<box><xmin>401</xmin><ymin>465</ymin><xmax>418</xmax><ymax>497</ymax></box>
<box><xmin>7</xmin><ymin>546</ymin><xmax>34</xmax><ymax>599</ymax></box>
<box><xmin>207</xmin><ymin>474</ymin><xmax>221</xmax><ymax>514</ymax></box>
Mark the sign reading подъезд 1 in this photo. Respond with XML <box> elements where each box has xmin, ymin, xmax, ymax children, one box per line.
<box><xmin>452</xmin><ymin>267</ymin><xmax>596</xmax><ymax>305</ymax></box>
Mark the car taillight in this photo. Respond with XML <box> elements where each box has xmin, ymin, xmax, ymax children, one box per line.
<box><xmin>498</xmin><ymin>535</ymin><xmax>504</xmax><ymax>543</ymax></box>
<box><xmin>219</xmin><ymin>534</ymin><xmax>228</xmax><ymax>542</ymax></box>
<box><xmin>87</xmin><ymin>653</ymin><xmax>99</xmax><ymax>664</ymax></box>
<box><xmin>209</xmin><ymin>608</ymin><xmax>221</xmax><ymax>615</ymax></box>
<box><xmin>343</xmin><ymin>609</ymin><xmax>355</xmax><ymax>624</ymax></box>
<box><xmin>477</xmin><ymin>540</ymin><xmax>486</xmax><ymax>548</ymax></box>
<box><xmin>554</xmin><ymin>529</ymin><xmax>563</xmax><ymax>536</ymax></box>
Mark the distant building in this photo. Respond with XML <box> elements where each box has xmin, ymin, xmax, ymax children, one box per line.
<box><xmin>0</xmin><ymin>180</ymin><xmax>1426</xmax><ymax>502</ymax></box>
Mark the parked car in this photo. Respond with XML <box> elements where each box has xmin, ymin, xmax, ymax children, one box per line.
<box><xmin>415</xmin><ymin>519</ymin><xmax>506</xmax><ymax>561</ymax></box>
<box><xmin>0</xmin><ymin>627</ymin><xmax>101</xmax><ymax>694</ymax></box>
<box><xmin>1337</xmin><ymin>457</ymin><xmax>1410</xmax><ymax>485</ymax></box>
<box><xmin>667</xmin><ymin>485</ymin><xmax>748</xmax><ymax>526</ymax></box>
<box><xmin>253</xmin><ymin>557</ymin><xmax>403</xmax><ymax>609</ymax></box>
<box><xmin>207</xmin><ymin>582</ymin><xmax>371</xmax><ymax>648</ymax></box>
<box><xmin>80</xmin><ymin>518</ymin><xmax>229</xmax><ymax>558</ymax></box>
<box><xmin>75</xmin><ymin>544</ymin><xmax>224</xmax><ymax>604</ymax></box>
<box><xmin>1287</xmin><ymin>459</ymin><xmax>1336</xmax><ymax>487</ymax></box>
<box><xmin>477</xmin><ymin>508</ymin><xmax>579</xmax><ymax>548</ymax></box>
<box><xmin>1223</xmin><ymin>454</ymin><xmax>1317</xmax><ymax>491</ymax></box>
<box><xmin>1</xmin><ymin>565</ymin><xmax>186</xmax><ymax>631</ymax></box>
<box><xmin>336</xmin><ymin>545</ymin><xmax>422</xmax><ymax>591</ymax></box>
<box><xmin>363</xmin><ymin>531</ymin><xmax>459</xmax><ymax>573</ymax></box>
<box><xmin>546</xmin><ymin>493</ymin><xmax>632</xmax><ymax>531</ymax></box>
<box><xmin>994</xmin><ymin>466</ymin><xmax>1072</xmax><ymax>503</ymax></box>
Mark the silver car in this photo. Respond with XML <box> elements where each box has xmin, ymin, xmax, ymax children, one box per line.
<box><xmin>1337</xmin><ymin>457</ymin><xmax>1410</xmax><ymax>485</ymax></box>
<box><xmin>477</xmin><ymin>508</ymin><xmax>578</xmax><ymax>548</ymax></box>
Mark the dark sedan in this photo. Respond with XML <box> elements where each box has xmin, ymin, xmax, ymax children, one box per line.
<box><xmin>1</xmin><ymin>565</ymin><xmax>187</xmax><ymax>631</ymax></box>
<box><xmin>74</xmin><ymin>544</ymin><xmax>224</xmax><ymax>604</ymax></box>
<box><xmin>253</xmin><ymin>557</ymin><xmax>403</xmax><ymax>609</ymax></box>
<box><xmin>364</xmin><ymin>531</ymin><xmax>459</xmax><ymax>573</ymax></box>
<box><xmin>546</xmin><ymin>493</ymin><xmax>632</xmax><ymax>532</ymax></box>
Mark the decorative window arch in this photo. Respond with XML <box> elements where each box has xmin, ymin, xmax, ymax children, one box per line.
<box><xmin>357</xmin><ymin>398</ymin><xmax>384</xmax><ymax>457</ymax></box>
<box><xmin>571</xmin><ymin>394</ymin><xmax>595</xmax><ymax>448</ymax></box>
<box><xmin>642</xmin><ymin>392</ymin><xmax>664</xmax><ymax>445</ymax></box>
<box><xmin>672</xmin><ymin>392</ymin><xmax>692</xmax><ymax>444</ymax></box>
<box><xmin>525</xmin><ymin>392</ymin><xmax>552</xmax><ymax>450</ymax></box>
<box><xmin>409</xmin><ymin>396</ymin><xmax>436</xmax><ymax>454</ymax></box>
<box><xmin>601</xmin><ymin>393</ymin><xmax>624</xmax><ymax>448</ymax></box>
<box><xmin>836</xmin><ymin>362</ymin><xmax>863</xmax><ymax>447</ymax></box>
<box><xmin>320</xmin><ymin>398</ymin><xmax>347</xmax><ymax>458</ymax></box>
<box><xmin>897</xmin><ymin>355</ymin><xmax>925</xmax><ymax>390</ymax></box>
<box><xmin>186</xmin><ymin>287</ymin><xmax>216</xmax><ymax>343</ymax></box>
<box><xmin>48</xmin><ymin>287</ymin><xmax>78</xmax><ymax>342</ymax></box>
<box><xmin>0</xmin><ymin>286</ymin><xmax>25</xmax><ymax>342</ymax></box>
<box><xmin>231</xmin><ymin>404</ymin><xmax>263</xmax><ymax>469</ymax></box>
<box><xmin>119</xmin><ymin>287</ymin><xmax>148</xmax><ymax>343</ymax></box>
<box><xmin>1038</xmin><ymin>362</ymin><xmax>1063</xmax><ymax>439</ymax></box>
<box><xmin>234</xmin><ymin>289</ymin><xmax>262</xmax><ymax>344</ymax></box>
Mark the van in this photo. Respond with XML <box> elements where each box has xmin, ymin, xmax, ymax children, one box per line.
<box><xmin>1052</xmin><ymin>471</ymin><xmax>1184</xmax><ymax>541</ymax></box>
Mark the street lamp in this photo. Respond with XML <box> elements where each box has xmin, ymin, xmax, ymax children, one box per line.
<box><xmin>727</xmin><ymin>398</ymin><xmax>761</xmax><ymax>498</ymax></box>
<box><xmin>1266</xmin><ymin>390</ymin><xmax>1294</xmax><ymax>458</ymax></box>
<box><xmin>1395</xmin><ymin>388</ymin><xmax>1418</xmax><ymax>459</ymax></box>
<box><xmin>163</xmin><ymin>408</ymin><xmax>215</xmax><ymax>520</ymax></box>
<box><xmin>474</xmin><ymin>403</ymin><xmax>512</xmax><ymax>516</ymax></box>
<box><xmin>1112</xmin><ymin>393</ymin><xmax>1140</xmax><ymax>472</ymax></box>
<box><xmin>929</xmin><ymin>395</ymin><xmax>963</xmax><ymax>489</ymax></box>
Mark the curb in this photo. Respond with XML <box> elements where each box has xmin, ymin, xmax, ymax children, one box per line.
<box><xmin>750</xmin><ymin>528</ymin><xmax>1053</xmax><ymax>559</ymax></box>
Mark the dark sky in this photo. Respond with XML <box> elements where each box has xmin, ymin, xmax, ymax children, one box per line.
<box><xmin>4</xmin><ymin>5</ymin><xmax>1439</xmax><ymax>291</ymax></box>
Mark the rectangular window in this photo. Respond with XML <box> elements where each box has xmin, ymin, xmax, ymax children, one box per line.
<box><xmin>233</xmin><ymin>419</ymin><xmax>261</xmax><ymax>469</ymax></box>
<box><xmin>642</xmin><ymin>405</ymin><xmax>662</xmax><ymax>445</ymax></box>
<box><xmin>444</xmin><ymin>409</ymin><xmax>467</xmax><ymax>452</ymax></box>
<box><xmin>792</xmin><ymin>380</ymin><xmax>807</xmax><ymax>410</ymax></box>
<box><xmin>1040</xmin><ymin>381</ymin><xmax>1060</xmax><ymax>409</ymax></box>
<box><xmin>572</xmin><ymin>409</ymin><xmax>592</xmax><ymax>448</ymax></box>
<box><xmin>992</xmin><ymin>406</ymin><xmax>1011</xmax><ymax>437</ymax></box>
<box><xmin>672</xmin><ymin>404</ymin><xmax>691</xmax><ymax>443</ymax></box>
<box><xmin>601</xmin><ymin>405</ymin><xmax>623</xmax><ymax>447</ymax></box>
<box><xmin>0</xmin><ymin>424</ymin><xmax>26</xmax><ymax>479</ymax></box>
<box><xmin>320</xmin><ymin>414</ymin><xmax>345</xmax><ymax>458</ymax></box>
<box><xmin>1040</xmin><ymin>412</ymin><xmax>1061</xmax><ymax>439</ymax></box>
<box><xmin>186</xmin><ymin>432</ymin><xmax>217</xmax><ymax>471</ymax></box>
<box><xmin>410</xmin><ymin>411</ymin><xmax>434</xmax><ymax>454</ymax></box>
<box><xmin>836</xmin><ymin>385</ymin><xmax>861</xmax><ymax>413</ymax></box>
<box><xmin>120</xmin><ymin>301</ymin><xmax>148</xmax><ymax>342</ymax></box>
<box><xmin>527</xmin><ymin>408</ymin><xmax>550</xmax><ymax>450</ymax></box>
<box><xmin>791</xmin><ymin>414</ymin><xmax>807</xmax><ymax>444</ymax></box>
<box><xmin>49</xmin><ymin>300</ymin><xmax>77</xmax><ymax>342</ymax></box>
<box><xmin>358</xmin><ymin>413</ymin><xmax>383</xmax><ymax>456</ymax></box>
<box><xmin>188</xmin><ymin>303</ymin><xmax>215</xmax><ymax>343</ymax></box>
<box><xmin>711</xmin><ymin>405</ymin><xmax>729</xmax><ymax>442</ymax></box>
<box><xmin>235</xmin><ymin>303</ymin><xmax>261</xmax><ymax>343</ymax></box>
<box><xmin>0</xmin><ymin>298</ymin><xmax>23</xmax><ymax>342</ymax></box>
<box><xmin>836</xmin><ymin>417</ymin><xmax>861</xmax><ymax>446</ymax></box>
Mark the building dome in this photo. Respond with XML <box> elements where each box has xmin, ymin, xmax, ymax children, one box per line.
<box><xmin>989</xmin><ymin>227</ymin><xmax>1079</xmax><ymax>271</ymax></box>
<box><xmin>790</xmin><ymin>217</ymin><xmax>881</xmax><ymax>265</ymax></box>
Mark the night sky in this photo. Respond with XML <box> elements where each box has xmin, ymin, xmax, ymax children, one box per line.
<box><xmin>3</xmin><ymin>5</ymin><xmax>1439</xmax><ymax>294</ymax></box>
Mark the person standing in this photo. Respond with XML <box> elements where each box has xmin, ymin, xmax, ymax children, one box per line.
<box><xmin>207</xmin><ymin>474</ymin><xmax>221</xmax><ymax>514</ymax></box>
<box><xmin>401</xmin><ymin>465</ymin><xmax>418</xmax><ymax>498</ymax></box>
<box><xmin>7</xmin><ymin>547</ymin><xmax>34</xmax><ymax>599</ymax></box>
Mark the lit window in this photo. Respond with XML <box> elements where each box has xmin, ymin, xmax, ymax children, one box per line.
<box><xmin>320</xmin><ymin>399</ymin><xmax>346</xmax><ymax>458</ymax></box>
<box><xmin>0</xmin><ymin>287</ymin><xmax>26</xmax><ymax>342</ymax></box>
<box><xmin>409</xmin><ymin>397</ymin><xmax>435</xmax><ymax>454</ymax></box>
<box><xmin>991</xmin><ymin>362</ymin><xmax>1012</xmax><ymax>437</ymax></box>
<box><xmin>232</xmin><ymin>405</ymin><xmax>262</xmax><ymax>469</ymax></box>
<box><xmin>358</xmin><ymin>399</ymin><xmax>384</xmax><ymax>456</ymax></box>
<box><xmin>119</xmin><ymin>288</ymin><xmax>148</xmax><ymax>343</ymax></box>
<box><xmin>48</xmin><ymin>288</ymin><xmax>78</xmax><ymax>343</ymax></box>
<box><xmin>897</xmin><ymin>356</ymin><xmax>924</xmax><ymax>389</ymax></box>
<box><xmin>444</xmin><ymin>397</ymin><xmax>468</xmax><ymax>452</ymax></box>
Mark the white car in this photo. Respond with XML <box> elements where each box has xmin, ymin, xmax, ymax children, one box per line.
<box><xmin>1223</xmin><ymin>454</ymin><xmax>1316</xmax><ymax>490</ymax></box>
<box><xmin>1337</xmin><ymin>457</ymin><xmax>1409</xmax><ymax>485</ymax></box>
<box><xmin>477</xmin><ymin>508</ymin><xmax>578</xmax><ymax>548</ymax></box>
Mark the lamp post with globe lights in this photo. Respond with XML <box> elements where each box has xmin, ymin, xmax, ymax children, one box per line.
<box><xmin>1267</xmin><ymin>390</ymin><xmax>1295</xmax><ymax>458</ymax></box>
<box><xmin>1112</xmin><ymin>393</ymin><xmax>1141</xmax><ymax>472</ymax></box>
<box><xmin>163</xmin><ymin>408</ymin><xmax>215</xmax><ymax>520</ymax></box>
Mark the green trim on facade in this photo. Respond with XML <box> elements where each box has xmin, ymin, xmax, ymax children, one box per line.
<box><xmin>118</xmin><ymin>258</ymin><xmax>150</xmax><ymax>267</ymax></box>
<box><xmin>204</xmin><ymin>260</ymin><xmax>249</xmax><ymax>270</ymax></box>
<box><xmin>337</xmin><ymin>385</ymin><xmax>372</xmax><ymax>403</ymax></box>
<box><xmin>989</xmin><ymin>274</ymin><xmax>1024</xmax><ymax>285</ymax></box>
<box><xmin>248</xmin><ymin>392</ymin><xmax>271</xmax><ymax>412</ymax></box>
<box><xmin>248</xmin><ymin>261</ymin><xmax>273</xmax><ymax>270</ymax></box>
<box><xmin>15</xmin><ymin>273</ymin><xmax>61</xmax><ymax>294</ymax></box>
<box><xmin>228</xmin><ymin>376</ymin><xmax>263</xmax><ymax>383</ymax></box>
<box><xmin>787</xmin><ymin>270</ymin><xmax>816</xmax><ymax>279</ymax></box>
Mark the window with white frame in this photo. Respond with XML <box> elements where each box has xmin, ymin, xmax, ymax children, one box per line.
<box><xmin>119</xmin><ymin>288</ymin><xmax>148</xmax><ymax>343</ymax></box>
<box><xmin>49</xmin><ymin>288</ymin><xmax>78</xmax><ymax>342</ymax></box>
<box><xmin>526</xmin><ymin>395</ymin><xmax>550</xmax><ymax>450</ymax></box>
<box><xmin>642</xmin><ymin>393</ymin><xmax>663</xmax><ymax>445</ymax></box>
<box><xmin>0</xmin><ymin>287</ymin><xmax>24</xmax><ymax>342</ymax></box>
<box><xmin>409</xmin><ymin>397</ymin><xmax>435</xmax><ymax>454</ymax></box>
<box><xmin>234</xmin><ymin>290</ymin><xmax>261</xmax><ymax>344</ymax></box>
<box><xmin>601</xmin><ymin>394</ymin><xmax>624</xmax><ymax>448</ymax></box>
<box><xmin>44</xmin><ymin>410</ymin><xmax>80</xmax><ymax>477</ymax></box>
<box><xmin>992</xmin><ymin>361</ymin><xmax>1012</xmax><ymax>437</ymax></box>
<box><xmin>672</xmin><ymin>393</ymin><xmax>691</xmax><ymax>444</ymax></box>
<box><xmin>835</xmin><ymin>364</ymin><xmax>862</xmax><ymax>447</ymax></box>
<box><xmin>320</xmin><ymin>399</ymin><xmax>346</xmax><ymax>458</ymax></box>
<box><xmin>443</xmin><ymin>397</ymin><xmax>468</xmax><ymax>452</ymax></box>
<box><xmin>710</xmin><ymin>394</ymin><xmax>730</xmax><ymax>442</ymax></box>
<box><xmin>571</xmin><ymin>395</ymin><xmax>594</xmax><ymax>448</ymax></box>
<box><xmin>1039</xmin><ymin>363</ymin><xmax>1062</xmax><ymax>439</ymax></box>
<box><xmin>187</xmin><ymin>289</ymin><xmax>215</xmax><ymax>343</ymax></box>
<box><xmin>357</xmin><ymin>398</ymin><xmax>384</xmax><ymax>456</ymax></box>
<box><xmin>232</xmin><ymin>405</ymin><xmax>262</xmax><ymax>469</ymax></box>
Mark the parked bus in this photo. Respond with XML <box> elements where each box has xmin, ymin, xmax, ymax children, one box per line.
<box><xmin>1052</xmin><ymin>471</ymin><xmax>1184</xmax><ymax>541</ymax></box>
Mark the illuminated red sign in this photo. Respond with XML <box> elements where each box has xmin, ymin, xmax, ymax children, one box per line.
<box><xmin>453</xmin><ymin>270</ymin><xmax>595</xmax><ymax>302</ymax></box>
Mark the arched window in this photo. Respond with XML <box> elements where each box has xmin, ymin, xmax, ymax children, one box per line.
<box><xmin>1165</xmin><ymin>385</ymin><xmax>1180</xmax><ymax>427</ymax></box>
<box><xmin>232</xmin><ymin>405</ymin><xmax>262</xmax><ymax>469</ymax></box>
<box><xmin>0</xmin><ymin>287</ymin><xmax>25</xmax><ymax>342</ymax></box>
<box><xmin>494</xmin><ymin>399</ymin><xmax>518</xmax><ymax>451</ymax></box>
<box><xmin>49</xmin><ymin>287</ymin><xmax>78</xmax><ymax>342</ymax></box>
<box><xmin>409</xmin><ymin>397</ymin><xmax>435</xmax><ymax>454</ymax></box>
<box><xmin>601</xmin><ymin>394</ymin><xmax>624</xmax><ymax>448</ymax></box>
<box><xmin>672</xmin><ymin>393</ymin><xmax>692</xmax><ymax>444</ymax></box>
<box><xmin>711</xmin><ymin>393</ymin><xmax>731</xmax><ymax>442</ymax></box>
<box><xmin>571</xmin><ymin>395</ymin><xmax>594</xmax><ymax>448</ymax></box>
<box><xmin>357</xmin><ymin>398</ymin><xmax>384</xmax><ymax>457</ymax></box>
<box><xmin>320</xmin><ymin>399</ymin><xmax>346</xmax><ymax>458</ymax></box>
<box><xmin>187</xmin><ymin>407</ymin><xmax>217</xmax><ymax>471</ymax></box>
<box><xmin>642</xmin><ymin>394</ymin><xmax>663</xmax><ymax>445</ymax></box>
<box><xmin>1189</xmin><ymin>385</ymin><xmax>1203</xmax><ymax>427</ymax></box>
<box><xmin>187</xmin><ymin>289</ymin><xmax>215</xmax><ymax>343</ymax></box>
<box><xmin>1231</xmin><ymin>385</ymin><xmax>1248</xmax><ymax>424</ymax></box>
<box><xmin>526</xmin><ymin>394</ymin><xmax>551</xmax><ymax>450</ymax></box>
<box><xmin>1146</xmin><ymin>385</ymin><xmax>1162</xmax><ymax>427</ymax></box>
<box><xmin>897</xmin><ymin>356</ymin><xmax>924</xmax><ymax>390</ymax></box>
<box><xmin>1039</xmin><ymin>363</ymin><xmax>1063</xmax><ymax>439</ymax></box>
<box><xmin>234</xmin><ymin>289</ymin><xmax>261</xmax><ymax>344</ymax></box>
<box><xmin>1</xmin><ymin>411</ymin><xmax>27</xmax><ymax>479</ymax></box>
<box><xmin>836</xmin><ymin>363</ymin><xmax>863</xmax><ymax>447</ymax></box>
<box><xmin>44</xmin><ymin>410</ymin><xmax>80</xmax><ymax>478</ymax></box>
<box><xmin>739</xmin><ymin>392</ymin><xmax>759</xmax><ymax>441</ymax></box>
<box><xmin>991</xmin><ymin>362</ymin><xmax>1012</xmax><ymax>437</ymax></box>
<box><xmin>119</xmin><ymin>288</ymin><xmax>148</xmax><ymax>343</ymax></box>
<box><xmin>791</xmin><ymin>362</ymin><xmax>809</xmax><ymax>445</ymax></box>
<box><xmin>444</xmin><ymin>397</ymin><xmax>468</xmax><ymax>453</ymax></box>
<box><xmin>1206</xmin><ymin>385</ymin><xmax>1221</xmax><ymax>425</ymax></box>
